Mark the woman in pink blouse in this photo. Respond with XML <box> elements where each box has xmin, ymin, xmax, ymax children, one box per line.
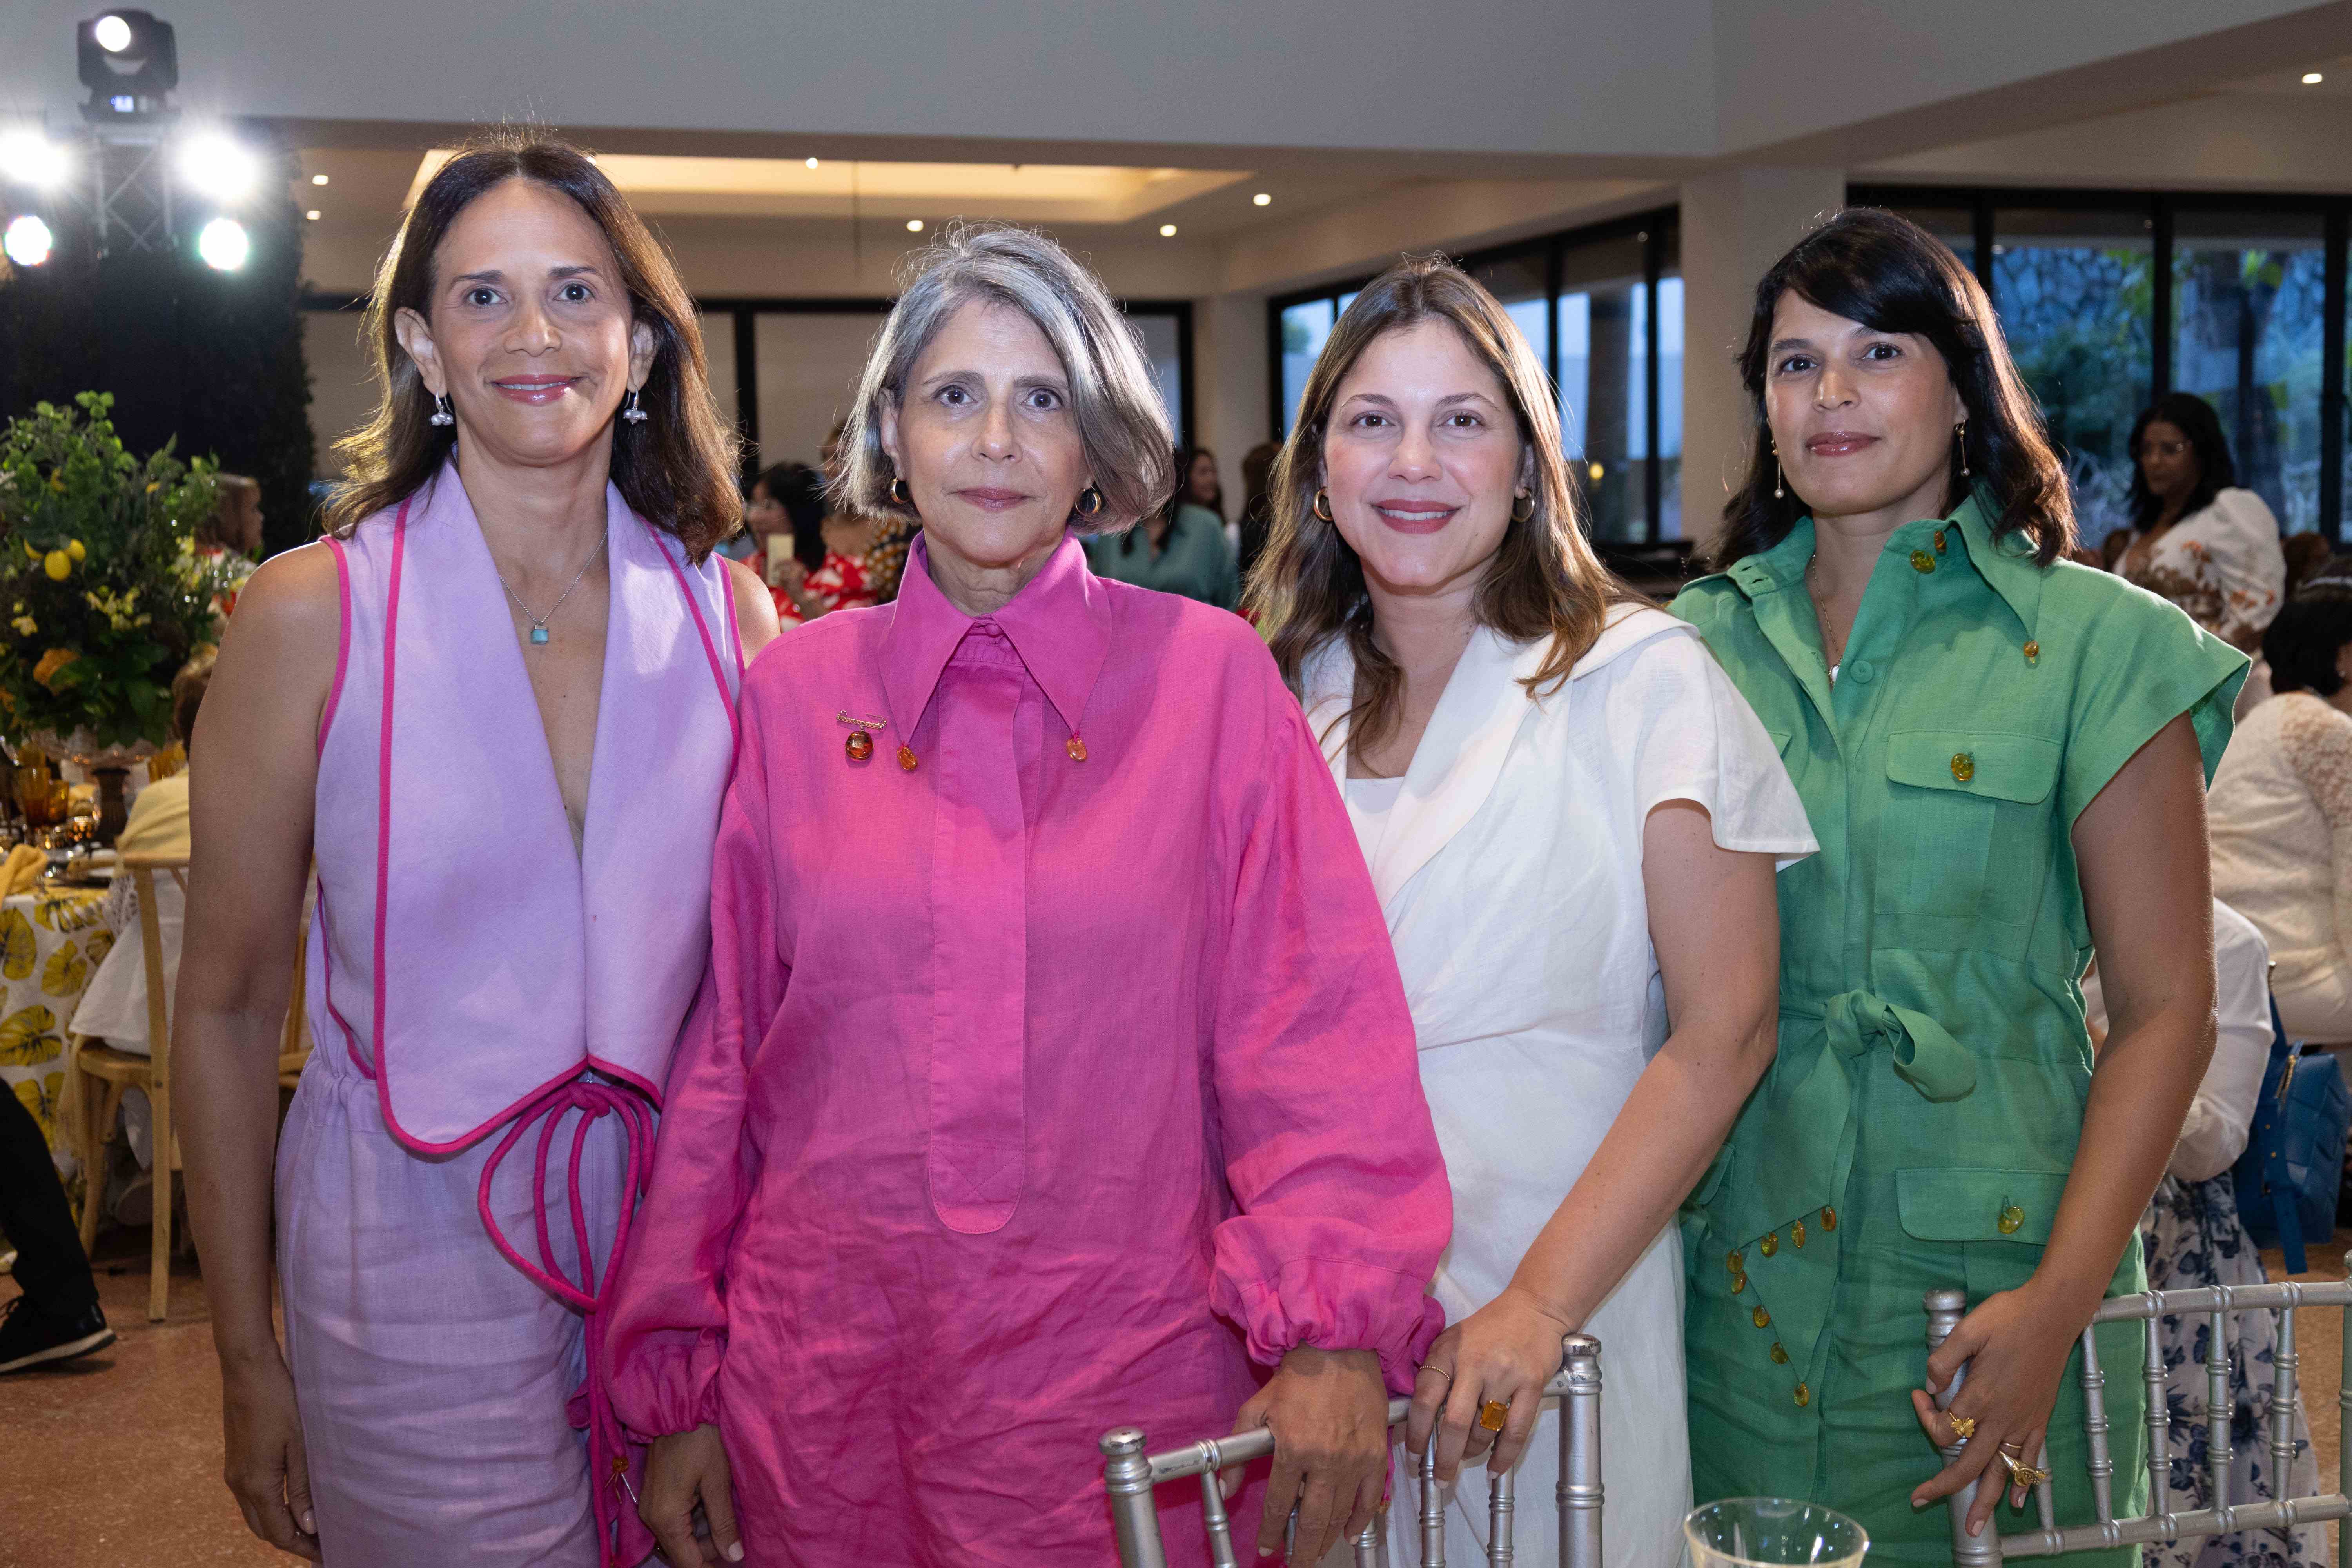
<box><xmin>603</xmin><ymin>223</ymin><xmax>1451</xmax><ymax>1566</ymax></box>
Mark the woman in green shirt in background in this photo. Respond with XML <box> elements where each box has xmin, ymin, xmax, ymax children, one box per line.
<box><xmin>1671</xmin><ymin>209</ymin><xmax>2245</xmax><ymax>1563</ymax></box>
<box><xmin>1086</xmin><ymin>445</ymin><xmax>1241</xmax><ymax>608</ymax></box>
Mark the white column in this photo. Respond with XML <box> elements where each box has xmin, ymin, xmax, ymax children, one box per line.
<box><xmin>1677</xmin><ymin>168</ymin><xmax>1845</xmax><ymax>558</ymax></box>
<box><xmin>1194</xmin><ymin>291</ymin><xmax>1272</xmax><ymax>514</ymax></box>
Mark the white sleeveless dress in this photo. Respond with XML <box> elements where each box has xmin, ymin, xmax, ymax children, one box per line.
<box><xmin>1307</xmin><ymin>608</ymin><xmax>1816</xmax><ymax>1568</ymax></box>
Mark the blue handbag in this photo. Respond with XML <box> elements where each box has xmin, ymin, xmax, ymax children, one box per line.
<box><xmin>2232</xmin><ymin>1002</ymin><xmax>2351</xmax><ymax>1274</ymax></box>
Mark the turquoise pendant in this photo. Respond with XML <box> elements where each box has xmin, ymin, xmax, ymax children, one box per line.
<box><xmin>529</xmin><ymin>625</ymin><xmax>550</xmax><ymax>645</ymax></box>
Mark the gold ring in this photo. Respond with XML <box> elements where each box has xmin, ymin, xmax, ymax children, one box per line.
<box><xmin>1947</xmin><ymin>1414</ymin><xmax>1976</xmax><ymax>1441</ymax></box>
<box><xmin>1478</xmin><ymin>1400</ymin><xmax>1509</xmax><ymax>1432</ymax></box>
<box><xmin>1998</xmin><ymin>1448</ymin><xmax>2049</xmax><ymax>1486</ymax></box>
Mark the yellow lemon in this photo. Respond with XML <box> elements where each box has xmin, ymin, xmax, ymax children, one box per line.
<box><xmin>66</xmin><ymin>539</ymin><xmax>85</xmax><ymax>563</ymax></box>
<box><xmin>43</xmin><ymin>550</ymin><xmax>71</xmax><ymax>581</ymax></box>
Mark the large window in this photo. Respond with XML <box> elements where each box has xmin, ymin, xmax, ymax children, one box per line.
<box><xmin>1856</xmin><ymin>187</ymin><xmax>2352</xmax><ymax>544</ymax></box>
<box><xmin>1270</xmin><ymin>210</ymin><xmax>1683</xmax><ymax>546</ymax></box>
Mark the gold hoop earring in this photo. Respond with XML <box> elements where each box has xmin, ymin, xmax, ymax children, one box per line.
<box><xmin>1956</xmin><ymin>421</ymin><xmax>1970</xmax><ymax>478</ymax></box>
<box><xmin>889</xmin><ymin>476</ymin><xmax>913</xmax><ymax>508</ymax></box>
<box><xmin>1511</xmin><ymin>488</ymin><xmax>1535</xmax><ymax>523</ymax></box>
<box><xmin>1771</xmin><ymin>442</ymin><xmax>1785</xmax><ymax>501</ymax></box>
<box><xmin>1312</xmin><ymin>488</ymin><xmax>1334</xmax><ymax>523</ymax></box>
<box><xmin>1075</xmin><ymin>485</ymin><xmax>1104</xmax><ymax>518</ymax></box>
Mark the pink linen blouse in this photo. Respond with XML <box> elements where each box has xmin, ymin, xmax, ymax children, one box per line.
<box><xmin>603</xmin><ymin>534</ymin><xmax>1449</xmax><ymax>1563</ymax></box>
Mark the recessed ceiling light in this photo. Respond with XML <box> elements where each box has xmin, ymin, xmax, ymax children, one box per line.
<box><xmin>304</xmin><ymin>209</ymin><xmax>320</xmax><ymax>221</ymax></box>
<box><xmin>2303</xmin><ymin>71</ymin><xmax>2325</xmax><ymax>84</ymax></box>
<box><xmin>805</xmin><ymin>156</ymin><xmax>819</xmax><ymax>169</ymax></box>
<box><xmin>1159</xmin><ymin>223</ymin><xmax>1177</xmax><ymax>238</ymax></box>
<box><xmin>1252</xmin><ymin>192</ymin><xmax>1271</xmax><ymax>207</ymax></box>
<box><xmin>310</xmin><ymin>173</ymin><xmax>328</xmax><ymax>186</ymax></box>
<box><xmin>906</xmin><ymin>218</ymin><xmax>923</xmax><ymax>232</ymax></box>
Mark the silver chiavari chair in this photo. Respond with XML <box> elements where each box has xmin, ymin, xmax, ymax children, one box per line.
<box><xmin>1925</xmin><ymin>1263</ymin><xmax>2352</xmax><ymax>1565</ymax></box>
<box><xmin>1100</xmin><ymin>1332</ymin><xmax>1604</xmax><ymax>1568</ymax></box>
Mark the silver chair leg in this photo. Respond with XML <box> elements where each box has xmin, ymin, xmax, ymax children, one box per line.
<box><xmin>1197</xmin><ymin>1438</ymin><xmax>1239</xmax><ymax>1568</ymax></box>
<box><xmin>1559</xmin><ymin>1333</ymin><xmax>1604</xmax><ymax>1568</ymax></box>
<box><xmin>1925</xmin><ymin>1287</ymin><xmax>2003</xmax><ymax>1567</ymax></box>
<box><xmin>1102</xmin><ymin>1427</ymin><xmax>1167</xmax><ymax>1568</ymax></box>
<box><xmin>1420</xmin><ymin>1441</ymin><xmax>1447</xmax><ymax>1566</ymax></box>
<box><xmin>1488</xmin><ymin>1463</ymin><xmax>1514</xmax><ymax>1566</ymax></box>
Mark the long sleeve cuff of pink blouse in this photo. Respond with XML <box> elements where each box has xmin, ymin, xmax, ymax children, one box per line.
<box><xmin>1215</xmin><ymin>1259</ymin><xmax>1445</xmax><ymax>1396</ymax></box>
<box><xmin>610</xmin><ymin>1328</ymin><xmax>728</xmax><ymax>1441</ymax></box>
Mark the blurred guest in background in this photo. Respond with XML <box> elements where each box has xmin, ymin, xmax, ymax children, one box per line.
<box><xmin>2083</xmin><ymin>902</ymin><xmax>2325</xmax><ymax>1568</ymax></box>
<box><xmin>748</xmin><ymin>459</ymin><xmax>875</xmax><ymax>625</ymax></box>
<box><xmin>2211</xmin><ymin>582</ymin><xmax>2352</xmax><ymax>1042</ymax></box>
<box><xmin>2108</xmin><ymin>394</ymin><xmax>2285</xmax><ymax>657</ymax></box>
<box><xmin>0</xmin><ymin>1069</ymin><xmax>114</xmax><ymax>1374</ymax></box>
<box><xmin>174</xmin><ymin>137</ymin><xmax>774</xmax><ymax>1567</ymax></box>
<box><xmin>1238</xmin><ymin>438</ymin><xmax>1280</xmax><ymax>583</ymax></box>
<box><xmin>606</xmin><ymin>222</ymin><xmax>1447</xmax><ymax>1568</ymax></box>
<box><xmin>1085</xmin><ymin>444</ymin><xmax>1240</xmax><ymax>608</ymax></box>
<box><xmin>199</xmin><ymin>474</ymin><xmax>265</xmax><ymax>616</ymax></box>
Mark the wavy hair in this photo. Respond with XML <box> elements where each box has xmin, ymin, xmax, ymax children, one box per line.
<box><xmin>323</xmin><ymin>133</ymin><xmax>741</xmax><ymax>559</ymax></box>
<box><xmin>2127</xmin><ymin>392</ymin><xmax>2235</xmax><ymax>531</ymax></box>
<box><xmin>834</xmin><ymin>222</ymin><xmax>1173</xmax><ymax>535</ymax></box>
<box><xmin>1249</xmin><ymin>255</ymin><xmax>1636</xmax><ymax>762</ymax></box>
<box><xmin>1713</xmin><ymin>207</ymin><xmax>2071</xmax><ymax>569</ymax></box>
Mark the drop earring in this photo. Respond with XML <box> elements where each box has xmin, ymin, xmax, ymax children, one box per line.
<box><xmin>621</xmin><ymin>389</ymin><xmax>648</xmax><ymax>425</ymax></box>
<box><xmin>1771</xmin><ymin>442</ymin><xmax>1784</xmax><ymax>500</ymax></box>
<box><xmin>429</xmin><ymin>393</ymin><xmax>454</xmax><ymax>428</ymax></box>
<box><xmin>1956</xmin><ymin>421</ymin><xmax>1969</xmax><ymax>477</ymax></box>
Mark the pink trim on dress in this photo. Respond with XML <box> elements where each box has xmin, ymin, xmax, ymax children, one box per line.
<box><xmin>651</xmin><ymin>522</ymin><xmax>741</xmax><ymax>751</ymax></box>
<box><xmin>367</xmin><ymin>497</ymin><xmax>408</xmax><ymax>1154</ymax></box>
<box><xmin>319</xmin><ymin>536</ymin><xmax>354</xmax><ymax>757</ymax></box>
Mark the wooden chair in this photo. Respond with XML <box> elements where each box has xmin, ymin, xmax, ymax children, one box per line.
<box><xmin>70</xmin><ymin>852</ymin><xmax>309</xmax><ymax>1321</ymax></box>
<box><xmin>1100</xmin><ymin>1333</ymin><xmax>1605</xmax><ymax>1568</ymax></box>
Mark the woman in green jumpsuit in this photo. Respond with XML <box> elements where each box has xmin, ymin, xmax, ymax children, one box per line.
<box><xmin>1672</xmin><ymin>210</ymin><xmax>2246</xmax><ymax>1564</ymax></box>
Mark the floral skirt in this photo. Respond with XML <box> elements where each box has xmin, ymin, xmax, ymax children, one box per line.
<box><xmin>2140</xmin><ymin>1174</ymin><xmax>2325</xmax><ymax>1568</ymax></box>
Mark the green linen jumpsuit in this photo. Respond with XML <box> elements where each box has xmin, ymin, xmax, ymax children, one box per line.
<box><xmin>1670</xmin><ymin>497</ymin><xmax>2247</xmax><ymax>1565</ymax></box>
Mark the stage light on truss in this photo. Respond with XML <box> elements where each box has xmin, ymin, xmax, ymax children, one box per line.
<box><xmin>0</xmin><ymin>130</ymin><xmax>70</xmax><ymax>189</ymax></box>
<box><xmin>179</xmin><ymin>131</ymin><xmax>258</xmax><ymax>201</ymax></box>
<box><xmin>4</xmin><ymin>214</ymin><xmax>55</xmax><ymax>267</ymax></box>
<box><xmin>78</xmin><ymin>9</ymin><xmax>178</xmax><ymax>122</ymax></box>
<box><xmin>196</xmin><ymin>215</ymin><xmax>248</xmax><ymax>270</ymax></box>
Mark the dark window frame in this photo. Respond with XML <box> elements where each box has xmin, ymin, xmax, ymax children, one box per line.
<box><xmin>1851</xmin><ymin>183</ymin><xmax>2352</xmax><ymax>543</ymax></box>
<box><xmin>1265</xmin><ymin>206</ymin><xmax>1682</xmax><ymax>555</ymax></box>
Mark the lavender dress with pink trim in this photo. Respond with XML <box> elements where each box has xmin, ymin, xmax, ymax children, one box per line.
<box><xmin>279</xmin><ymin>463</ymin><xmax>739</xmax><ymax>1566</ymax></box>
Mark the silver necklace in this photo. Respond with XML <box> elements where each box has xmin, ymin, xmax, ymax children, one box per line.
<box><xmin>496</xmin><ymin>535</ymin><xmax>607</xmax><ymax>647</ymax></box>
<box><xmin>1806</xmin><ymin>551</ymin><xmax>1849</xmax><ymax>677</ymax></box>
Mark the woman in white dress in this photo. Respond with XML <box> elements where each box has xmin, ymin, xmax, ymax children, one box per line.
<box><xmin>1252</xmin><ymin>257</ymin><xmax>1816</xmax><ymax>1566</ymax></box>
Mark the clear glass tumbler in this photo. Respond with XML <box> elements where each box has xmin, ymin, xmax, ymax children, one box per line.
<box><xmin>1684</xmin><ymin>1498</ymin><xmax>1869</xmax><ymax>1568</ymax></box>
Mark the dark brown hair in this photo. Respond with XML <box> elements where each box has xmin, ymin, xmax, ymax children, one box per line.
<box><xmin>1249</xmin><ymin>256</ymin><xmax>1636</xmax><ymax>761</ymax></box>
<box><xmin>1714</xmin><ymin>207</ymin><xmax>2071</xmax><ymax>569</ymax></box>
<box><xmin>323</xmin><ymin>134</ymin><xmax>740</xmax><ymax>558</ymax></box>
<box><xmin>2127</xmin><ymin>392</ymin><xmax>2234</xmax><ymax>530</ymax></box>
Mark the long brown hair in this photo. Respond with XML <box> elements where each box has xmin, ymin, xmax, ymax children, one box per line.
<box><xmin>1249</xmin><ymin>256</ymin><xmax>1635</xmax><ymax>760</ymax></box>
<box><xmin>1715</xmin><ymin>208</ymin><xmax>2071</xmax><ymax>569</ymax></box>
<box><xmin>323</xmin><ymin>133</ymin><xmax>741</xmax><ymax>559</ymax></box>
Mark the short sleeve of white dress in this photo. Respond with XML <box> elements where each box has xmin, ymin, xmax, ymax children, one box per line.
<box><xmin>1586</xmin><ymin>609</ymin><xmax>1819</xmax><ymax>869</ymax></box>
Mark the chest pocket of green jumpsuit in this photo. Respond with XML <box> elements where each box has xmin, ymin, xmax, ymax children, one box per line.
<box><xmin>1882</xmin><ymin>730</ymin><xmax>2061</xmax><ymax>943</ymax></box>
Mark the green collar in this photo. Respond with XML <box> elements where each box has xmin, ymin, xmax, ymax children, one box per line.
<box><xmin>1722</xmin><ymin>492</ymin><xmax>2042</xmax><ymax>639</ymax></box>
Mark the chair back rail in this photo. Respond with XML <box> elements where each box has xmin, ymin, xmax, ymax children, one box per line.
<box><xmin>1924</xmin><ymin>1265</ymin><xmax>2352</xmax><ymax>1564</ymax></box>
<box><xmin>1101</xmin><ymin>1333</ymin><xmax>1603</xmax><ymax>1568</ymax></box>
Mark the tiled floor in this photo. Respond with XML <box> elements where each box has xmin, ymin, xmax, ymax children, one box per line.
<box><xmin>5</xmin><ymin>1226</ymin><xmax>2351</xmax><ymax>1565</ymax></box>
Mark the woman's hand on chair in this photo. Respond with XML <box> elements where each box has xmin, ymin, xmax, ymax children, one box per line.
<box><xmin>1231</xmin><ymin>1345</ymin><xmax>1390</xmax><ymax>1562</ymax></box>
<box><xmin>643</xmin><ymin>1424</ymin><xmax>745</xmax><ymax>1564</ymax></box>
<box><xmin>219</xmin><ymin>1349</ymin><xmax>321</xmax><ymax>1559</ymax></box>
<box><xmin>1909</xmin><ymin>1277</ymin><xmax>2083</xmax><ymax>1535</ymax></box>
<box><xmin>1407</xmin><ymin>1285</ymin><xmax>1573</xmax><ymax>1485</ymax></box>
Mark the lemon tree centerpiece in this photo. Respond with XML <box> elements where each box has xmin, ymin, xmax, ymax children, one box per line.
<box><xmin>0</xmin><ymin>392</ymin><xmax>233</xmax><ymax>837</ymax></box>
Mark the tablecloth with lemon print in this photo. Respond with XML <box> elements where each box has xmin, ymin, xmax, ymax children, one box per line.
<box><xmin>1</xmin><ymin>886</ymin><xmax>114</xmax><ymax>1174</ymax></box>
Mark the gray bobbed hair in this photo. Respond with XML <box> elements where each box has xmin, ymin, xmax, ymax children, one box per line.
<box><xmin>833</xmin><ymin>222</ymin><xmax>1174</xmax><ymax>535</ymax></box>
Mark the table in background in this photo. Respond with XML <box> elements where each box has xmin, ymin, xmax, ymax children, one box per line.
<box><xmin>1</xmin><ymin>884</ymin><xmax>115</xmax><ymax>1177</ymax></box>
